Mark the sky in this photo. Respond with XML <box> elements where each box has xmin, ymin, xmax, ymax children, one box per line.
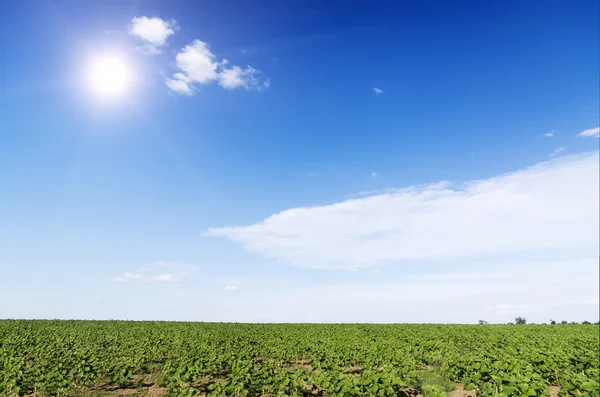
<box><xmin>0</xmin><ymin>0</ymin><xmax>599</xmax><ymax>323</ymax></box>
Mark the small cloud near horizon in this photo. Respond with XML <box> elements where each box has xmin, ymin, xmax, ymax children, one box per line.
<box><xmin>578</xmin><ymin>127</ymin><xmax>600</xmax><ymax>138</ymax></box>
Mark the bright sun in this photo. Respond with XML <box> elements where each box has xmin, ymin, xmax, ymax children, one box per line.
<box><xmin>88</xmin><ymin>56</ymin><xmax>133</xmax><ymax>98</ymax></box>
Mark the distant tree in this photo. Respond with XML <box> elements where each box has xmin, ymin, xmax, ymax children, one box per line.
<box><xmin>582</xmin><ymin>321</ymin><xmax>591</xmax><ymax>325</ymax></box>
<box><xmin>478</xmin><ymin>320</ymin><xmax>489</xmax><ymax>325</ymax></box>
<box><xmin>550</xmin><ymin>319</ymin><xmax>556</xmax><ymax>325</ymax></box>
<box><xmin>561</xmin><ymin>320</ymin><xmax>568</xmax><ymax>325</ymax></box>
<box><xmin>515</xmin><ymin>317</ymin><xmax>527</xmax><ymax>325</ymax></box>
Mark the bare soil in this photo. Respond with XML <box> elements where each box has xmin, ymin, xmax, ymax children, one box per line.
<box><xmin>549</xmin><ymin>385</ymin><xmax>561</xmax><ymax>397</ymax></box>
<box><xmin>447</xmin><ymin>384</ymin><xmax>476</xmax><ymax>397</ymax></box>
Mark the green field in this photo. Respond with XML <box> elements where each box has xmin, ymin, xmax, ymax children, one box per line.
<box><xmin>1</xmin><ymin>321</ymin><xmax>598</xmax><ymax>397</ymax></box>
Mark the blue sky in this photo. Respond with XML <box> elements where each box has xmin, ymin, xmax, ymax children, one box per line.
<box><xmin>1</xmin><ymin>0</ymin><xmax>599</xmax><ymax>323</ymax></box>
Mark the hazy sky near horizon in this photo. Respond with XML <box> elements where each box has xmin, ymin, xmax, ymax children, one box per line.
<box><xmin>1</xmin><ymin>0</ymin><xmax>599</xmax><ymax>323</ymax></box>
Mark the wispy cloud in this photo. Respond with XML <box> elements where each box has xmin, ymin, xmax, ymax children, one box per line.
<box><xmin>213</xmin><ymin>276</ymin><xmax>290</xmax><ymax>290</ymax></box>
<box><xmin>549</xmin><ymin>147</ymin><xmax>566</xmax><ymax>157</ymax></box>
<box><xmin>225</xmin><ymin>285</ymin><xmax>239</xmax><ymax>291</ymax></box>
<box><xmin>486</xmin><ymin>303</ymin><xmax>540</xmax><ymax>315</ymax></box>
<box><xmin>207</xmin><ymin>152</ymin><xmax>599</xmax><ymax>270</ymax></box>
<box><xmin>543</xmin><ymin>131</ymin><xmax>554</xmax><ymax>137</ymax></box>
<box><xmin>349</xmin><ymin>182</ymin><xmax>452</xmax><ymax>199</ymax></box>
<box><xmin>166</xmin><ymin>40</ymin><xmax>269</xmax><ymax>95</ymax></box>
<box><xmin>373</xmin><ymin>87</ymin><xmax>384</xmax><ymax>94</ymax></box>
<box><xmin>370</xmin><ymin>172</ymin><xmax>378</xmax><ymax>177</ymax></box>
<box><xmin>219</xmin><ymin>65</ymin><xmax>270</xmax><ymax>90</ymax></box>
<box><xmin>115</xmin><ymin>261</ymin><xmax>195</xmax><ymax>283</ymax></box>
<box><xmin>578</xmin><ymin>127</ymin><xmax>600</xmax><ymax>138</ymax></box>
<box><xmin>165</xmin><ymin>74</ymin><xmax>193</xmax><ymax>95</ymax></box>
<box><xmin>114</xmin><ymin>272</ymin><xmax>189</xmax><ymax>283</ymax></box>
<box><xmin>129</xmin><ymin>16</ymin><xmax>175</xmax><ymax>55</ymax></box>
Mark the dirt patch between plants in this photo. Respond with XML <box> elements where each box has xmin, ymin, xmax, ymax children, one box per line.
<box><xmin>279</xmin><ymin>357</ymin><xmax>313</xmax><ymax>372</ymax></box>
<box><xmin>447</xmin><ymin>384</ymin><xmax>476</xmax><ymax>397</ymax></box>
<box><xmin>343</xmin><ymin>364</ymin><xmax>363</xmax><ymax>376</ymax></box>
<box><xmin>549</xmin><ymin>385</ymin><xmax>561</xmax><ymax>397</ymax></box>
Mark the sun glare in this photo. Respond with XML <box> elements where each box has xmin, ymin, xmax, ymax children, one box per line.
<box><xmin>88</xmin><ymin>56</ymin><xmax>133</xmax><ymax>98</ymax></box>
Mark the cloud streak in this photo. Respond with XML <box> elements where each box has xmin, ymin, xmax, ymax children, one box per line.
<box><xmin>114</xmin><ymin>262</ymin><xmax>195</xmax><ymax>283</ymax></box>
<box><xmin>207</xmin><ymin>152</ymin><xmax>599</xmax><ymax>269</ymax></box>
<box><xmin>548</xmin><ymin>146</ymin><xmax>566</xmax><ymax>157</ymax></box>
<box><xmin>114</xmin><ymin>272</ymin><xmax>189</xmax><ymax>283</ymax></box>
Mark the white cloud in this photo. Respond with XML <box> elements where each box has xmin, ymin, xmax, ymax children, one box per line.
<box><xmin>225</xmin><ymin>285</ymin><xmax>239</xmax><ymax>291</ymax></box>
<box><xmin>578</xmin><ymin>127</ymin><xmax>600</xmax><ymax>138</ymax></box>
<box><xmin>114</xmin><ymin>272</ymin><xmax>144</xmax><ymax>282</ymax></box>
<box><xmin>214</xmin><ymin>276</ymin><xmax>289</xmax><ymax>291</ymax></box>
<box><xmin>543</xmin><ymin>131</ymin><xmax>554</xmax><ymax>137</ymax></box>
<box><xmin>152</xmin><ymin>273</ymin><xmax>189</xmax><ymax>282</ymax></box>
<box><xmin>219</xmin><ymin>65</ymin><xmax>270</xmax><ymax>90</ymax></box>
<box><xmin>174</xmin><ymin>41</ymin><xmax>220</xmax><ymax>83</ymax></box>
<box><xmin>370</xmin><ymin>172</ymin><xmax>378</xmax><ymax>177</ymax></box>
<box><xmin>373</xmin><ymin>87</ymin><xmax>384</xmax><ymax>94</ymax></box>
<box><xmin>129</xmin><ymin>16</ymin><xmax>175</xmax><ymax>55</ymax></box>
<box><xmin>349</xmin><ymin>182</ymin><xmax>452</xmax><ymax>199</ymax></box>
<box><xmin>207</xmin><ymin>152</ymin><xmax>600</xmax><ymax>269</ymax></box>
<box><xmin>166</xmin><ymin>73</ymin><xmax>193</xmax><ymax>95</ymax></box>
<box><xmin>549</xmin><ymin>147</ymin><xmax>566</xmax><ymax>157</ymax></box>
<box><xmin>114</xmin><ymin>272</ymin><xmax>189</xmax><ymax>283</ymax></box>
<box><xmin>166</xmin><ymin>40</ymin><xmax>268</xmax><ymax>95</ymax></box>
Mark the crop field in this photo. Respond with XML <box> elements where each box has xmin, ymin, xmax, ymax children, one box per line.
<box><xmin>0</xmin><ymin>321</ymin><xmax>598</xmax><ymax>397</ymax></box>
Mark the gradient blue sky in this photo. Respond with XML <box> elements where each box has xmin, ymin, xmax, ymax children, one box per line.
<box><xmin>1</xmin><ymin>0</ymin><xmax>599</xmax><ymax>323</ymax></box>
